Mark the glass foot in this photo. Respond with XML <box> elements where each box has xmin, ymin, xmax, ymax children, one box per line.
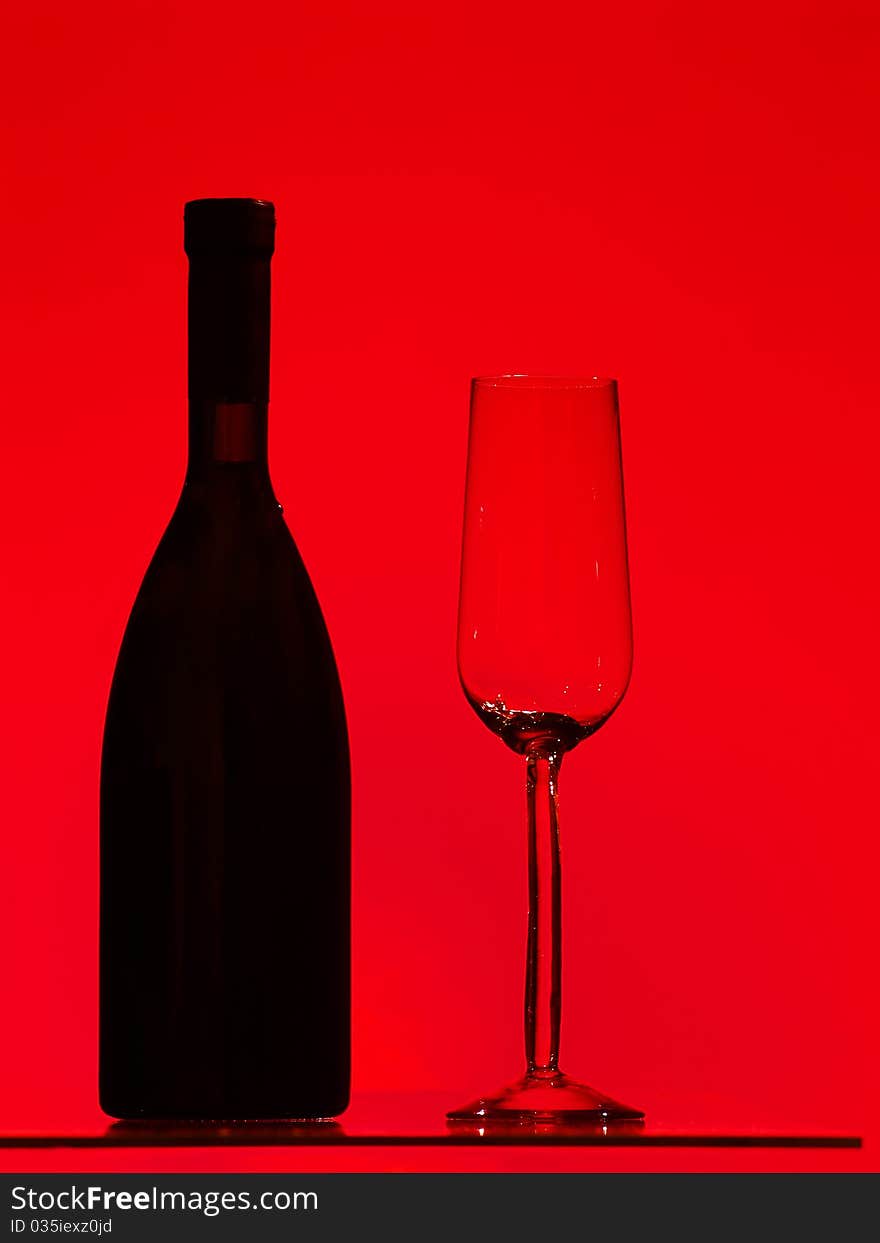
<box><xmin>447</xmin><ymin>1070</ymin><xmax>644</xmax><ymax>1123</ymax></box>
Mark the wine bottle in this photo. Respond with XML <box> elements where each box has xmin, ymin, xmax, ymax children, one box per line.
<box><xmin>99</xmin><ymin>199</ymin><xmax>350</xmax><ymax>1119</ymax></box>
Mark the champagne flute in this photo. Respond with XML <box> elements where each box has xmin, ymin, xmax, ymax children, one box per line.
<box><xmin>449</xmin><ymin>375</ymin><xmax>643</xmax><ymax>1122</ymax></box>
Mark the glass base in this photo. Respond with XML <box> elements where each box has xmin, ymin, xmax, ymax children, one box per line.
<box><xmin>447</xmin><ymin>1070</ymin><xmax>645</xmax><ymax>1124</ymax></box>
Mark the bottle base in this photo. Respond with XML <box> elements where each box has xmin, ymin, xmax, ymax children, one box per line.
<box><xmin>100</xmin><ymin>1093</ymin><xmax>350</xmax><ymax>1123</ymax></box>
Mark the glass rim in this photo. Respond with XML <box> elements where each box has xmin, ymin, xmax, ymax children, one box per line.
<box><xmin>472</xmin><ymin>374</ymin><xmax>617</xmax><ymax>391</ymax></box>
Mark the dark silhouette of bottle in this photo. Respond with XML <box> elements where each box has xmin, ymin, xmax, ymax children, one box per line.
<box><xmin>99</xmin><ymin>199</ymin><xmax>350</xmax><ymax>1119</ymax></box>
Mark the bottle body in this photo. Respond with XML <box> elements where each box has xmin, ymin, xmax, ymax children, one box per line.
<box><xmin>100</xmin><ymin>459</ymin><xmax>350</xmax><ymax>1118</ymax></box>
<box><xmin>100</xmin><ymin>201</ymin><xmax>350</xmax><ymax>1119</ymax></box>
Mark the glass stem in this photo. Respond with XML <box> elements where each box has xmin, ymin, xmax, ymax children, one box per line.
<box><xmin>524</xmin><ymin>746</ymin><xmax>562</xmax><ymax>1075</ymax></box>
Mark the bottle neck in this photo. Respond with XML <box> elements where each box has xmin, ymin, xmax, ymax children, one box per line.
<box><xmin>186</xmin><ymin>250</ymin><xmax>272</xmax><ymax>486</ymax></box>
<box><xmin>186</xmin><ymin>400</ymin><xmax>270</xmax><ymax>482</ymax></box>
<box><xmin>188</xmin><ymin>252</ymin><xmax>271</xmax><ymax>405</ymax></box>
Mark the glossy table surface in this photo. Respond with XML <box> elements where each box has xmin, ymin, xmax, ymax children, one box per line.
<box><xmin>0</xmin><ymin>1094</ymin><xmax>862</xmax><ymax>1148</ymax></box>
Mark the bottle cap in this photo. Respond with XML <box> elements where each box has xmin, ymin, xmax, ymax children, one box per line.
<box><xmin>184</xmin><ymin>198</ymin><xmax>275</xmax><ymax>256</ymax></box>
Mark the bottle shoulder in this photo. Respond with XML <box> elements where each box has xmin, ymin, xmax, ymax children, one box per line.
<box><xmin>107</xmin><ymin>520</ymin><xmax>347</xmax><ymax>733</ymax></box>
<box><xmin>142</xmin><ymin>482</ymin><xmax>306</xmax><ymax>576</ymax></box>
<box><xmin>114</xmin><ymin>486</ymin><xmax>333</xmax><ymax>649</ymax></box>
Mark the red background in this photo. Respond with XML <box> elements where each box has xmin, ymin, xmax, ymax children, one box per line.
<box><xmin>1</xmin><ymin>0</ymin><xmax>877</xmax><ymax>1171</ymax></box>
